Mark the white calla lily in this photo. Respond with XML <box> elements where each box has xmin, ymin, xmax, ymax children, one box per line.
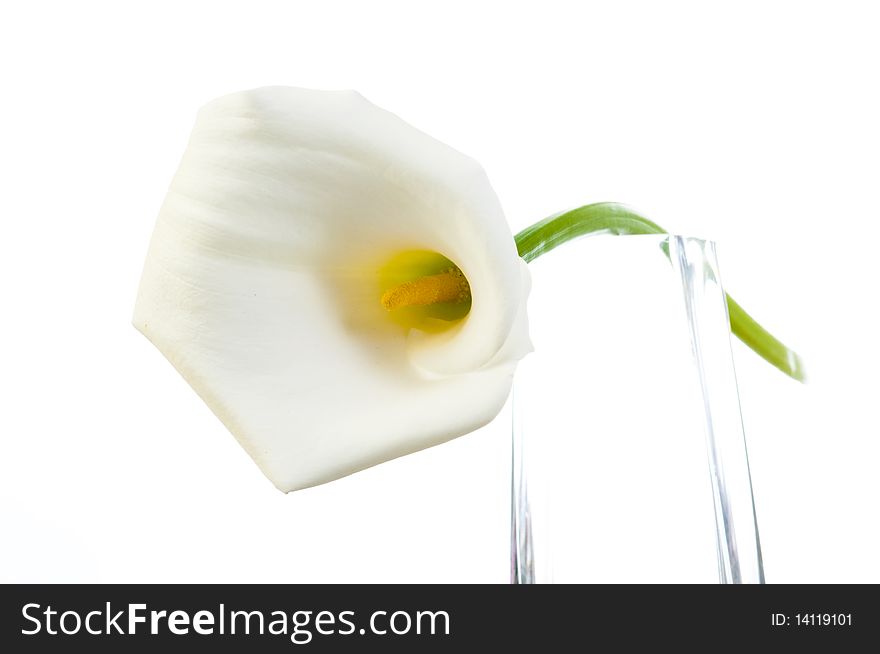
<box><xmin>134</xmin><ymin>86</ymin><xmax>532</xmax><ymax>492</ymax></box>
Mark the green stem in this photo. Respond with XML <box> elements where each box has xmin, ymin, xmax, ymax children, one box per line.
<box><xmin>514</xmin><ymin>202</ymin><xmax>805</xmax><ymax>382</ymax></box>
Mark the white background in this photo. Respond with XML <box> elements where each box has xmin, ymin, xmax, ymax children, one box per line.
<box><xmin>2</xmin><ymin>1</ymin><xmax>878</xmax><ymax>583</ymax></box>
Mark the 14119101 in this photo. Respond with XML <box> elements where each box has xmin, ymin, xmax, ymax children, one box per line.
<box><xmin>771</xmin><ymin>613</ymin><xmax>853</xmax><ymax>627</ymax></box>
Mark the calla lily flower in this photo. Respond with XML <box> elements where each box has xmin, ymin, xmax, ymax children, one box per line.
<box><xmin>136</xmin><ymin>87</ymin><xmax>805</xmax><ymax>494</ymax></box>
<box><xmin>134</xmin><ymin>87</ymin><xmax>532</xmax><ymax>492</ymax></box>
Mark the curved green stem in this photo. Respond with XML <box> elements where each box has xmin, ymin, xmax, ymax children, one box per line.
<box><xmin>514</xmin><ymin>202</ymin><xmax>805</xmax><ymax>382</ymax></box>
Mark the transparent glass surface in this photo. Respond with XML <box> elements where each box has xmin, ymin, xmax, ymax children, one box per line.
<box><xmin>511</xmin><ymin>235</ymin><xmax>764</xmax><ymax>584</ymax></box>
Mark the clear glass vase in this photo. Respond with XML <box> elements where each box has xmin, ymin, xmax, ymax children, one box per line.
<box><xmin>511</xmin><ymin>235</ymin><xmax>764</xmax><ymax>584</ymax></box>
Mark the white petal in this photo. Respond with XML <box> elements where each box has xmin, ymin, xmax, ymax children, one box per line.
<box><xmin>134</xmin><ymin>87</ymin><xmax>531</xmax><ymax>491</ymax></box>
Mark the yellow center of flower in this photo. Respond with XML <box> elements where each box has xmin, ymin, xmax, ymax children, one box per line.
<box><xmin>378</xmin><ymin>250</ymin><xmax>472</xmax><ymax>332</ymax></box>
<box><xmin>381</xmin><ymin>268</ymin><xmax>470</xmax><ymax>310</ymax></box>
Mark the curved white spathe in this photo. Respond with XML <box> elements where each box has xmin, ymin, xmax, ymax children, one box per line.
<box><xmin>133</xmin><ymin>87</ymin><xmax>532</xmax><ymax>492</ymax></box>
